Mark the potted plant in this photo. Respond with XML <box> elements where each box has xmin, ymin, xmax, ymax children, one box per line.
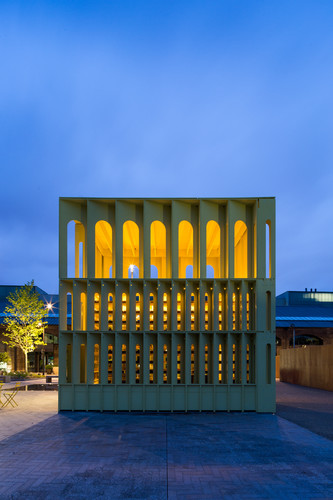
<box><xmin>45</xmin><ymin>364</ymin><xmax>53</xmax><ymax>374</ymax></box>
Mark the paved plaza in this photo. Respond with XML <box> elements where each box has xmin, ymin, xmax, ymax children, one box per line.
<box><xmin>0</xmin><ymin>382</ymin><xmax>332</xmax><ymax>499</ymax></box>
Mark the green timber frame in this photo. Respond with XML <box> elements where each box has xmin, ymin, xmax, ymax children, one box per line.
<box><xmin>58</xmin><ymin>197</ymin><xmax>276</xmax><ymax>412</ymax></box>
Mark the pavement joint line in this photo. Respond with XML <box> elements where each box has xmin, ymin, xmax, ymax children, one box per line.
<box><xmin>0</xmin><ymin>382</ymin><xmax>332</xmax><ymax>498</ymax></box>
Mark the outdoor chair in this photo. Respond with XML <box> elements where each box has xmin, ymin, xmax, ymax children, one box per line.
<box><xmin>1</xmin><ymin>382</ymin><xmax>21</xmax><ymax>408</ymax></box>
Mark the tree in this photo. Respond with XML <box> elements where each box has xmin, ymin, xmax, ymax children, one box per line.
<box><xmin>3</xmin><ymin>281</ymin><xmax>48</xmax><ymax>371</ymax></box>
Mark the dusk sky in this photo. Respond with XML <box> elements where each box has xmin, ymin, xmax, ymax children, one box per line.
<box><xmin>1</xmin><ymin>1</ymin><xmax>332</xmax><ymax>295</ymax></box>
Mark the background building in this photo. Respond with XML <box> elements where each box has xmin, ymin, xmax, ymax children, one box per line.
<box><xmin>276</xmin><ymin>290</ymin><xmax>333</xmax><ymax>354</ymax></box>
<box><xmin>0</xmin><ymin>285</ymin><xmax>59</xmax><ymax>371</ymax></box>
<box><xmin>58</xmin><ymin>197</ymin><xmax>276</xmax><ymax>412</ymax></box>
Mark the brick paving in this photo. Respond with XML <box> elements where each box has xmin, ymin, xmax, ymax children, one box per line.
<box><xmin>0</xmin><ymin>383</ymin><xmax>332</xmax><ymax>499</ymax></box>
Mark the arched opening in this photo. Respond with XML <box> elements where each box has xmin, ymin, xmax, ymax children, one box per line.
<box><xmin>94</xmin><ymin>293</ymin><xmax>100</xmax><ymax>330</ymax></box>
<box><xmin>178</xmin><ymin>221</ymin><xmax>193</xmax><ymax>278</ymax></box>
<box><xmin>190</xmin><ymin>293</ymin><xmax>196</xmax><ymax>331</ymax></box>
<box><xmin>108</xmin><ymin>294</ymin><xmax>114</xmax><ymax>331</ymax></box>
<box><xmin>149</xmin><ymin>293</ymin><xmax>155</xmax><ymax>331</ymax></box>
<box><xmin>93</xmin><ymin>344</ymin><xmax>100</xmax><ymax>384</ymax></box>
<box><xmin>150</xmin><ymin>221</ymin><xmax>166</xmax><ymax>278</ymax></box>
<box><xmin>163</xmin><ymin>293</ymin><xmax>168</xmax><ymax>330</ymax></box>
<box><xmin>204</xmin><ymin>344</ymin><xmax>209</xmax><ymax>383</ymax></box>
<box><xmin>135</xmin><ymin>344</ymin><xmax>141</xmax><ymax>383</ymax></box>
<box><xmin>163</xmin><ymin>344</ymin><xmax>168</xmax><ymax>384</ymax></box>
<box><xmin>123</xmin><ymin>220</ymin><xmax>139</xmax><ymax>278</ymax></box>
<box><xmin>122</xmin><ymin>293</ymin><xmax>127</xmax><ymax>331</ymax></box>
<box><xmin>163</xmin><ymin>345</ymin><xmax>168</xmax><ymax>383</ymax></box>
<box><xmin>177</xmin><ymin>293</ymin><xmax>182</xmax><ymax>331</ymax></box>
<box><xmin>218</xmin><ymin>293</ymin><xmax>223</xmax><ymax>331</ymax></box>
<box><xmin>191</xmin><ymin>344</ymin><xmax>195</xmax><ymax>383</ymax></box>
<box><xmin>150</xmin><ymin>265</ymin><xmax>158</xmax><ymax>278</ymax></box>
<box><xmin>234</xmin><ymin>220</ymin><xmax>248</xmax><ymax>278</ymax></box>
<box><xmin>67</xmin><ymin>293</ymin><xmax>72</xmax><ymax>331</ymax></box>
<box><xmin>218</xmin><ymin>344</ymin><xmax>223</xmax><ymax>383</ymax></box>
<box><xmin>177</xmin><ymin>345</ymin><xmax>182</xmax><ymax>383</ymax></box>
<box><xmin>149</xmin><ymin>344</ymin><xmax>154</xmax><ymax>383</ymax></box>
<box><xmin>95</xmin><ymin>220</ymin><xmax>112</xmax><ymax>278</ymax></box>
<box><xmin>67</xmin><ymin>220</ymin><xmax>85</xmax><ymax>278</ymax></box>
<box><xmin>107</xmin><ymin>345</ymin><xmax>113</xmax><ymax>383</ymax></box>
<box><xmin>206</xmin><ymin>220</ymin><xmax>220</xmax><ymax>278</ymax></box>
<box><xmin>246</xmin><ymin>292</ymin><xmax>250</xmax><ymax>331</ymax></box>
<box><xmin>135</xmin><ymin>293</ymin><xmax>141</xmax><ymax>331</ymax></box>
<box><xmin>80</xmin><ymin>343</ymin><xmax>86</xmax><ymax>383</ymax></box>
<box><xmin>266</xmin><ymin>220</ymin><xmax>271</xmax><ymax>279</ymax></box>
<box><xmin>80</xmin><ymin>292</ymin><xmax>86</xmax><ymax>331</ymax></box>
<box><xmin>121</xmin><ymin>344</ymin><xmax>127</xmax><ymax>383</ymax></box>
<box><xmin>204</xmin><ymin>293</ymin><xmax>210</xmax><ymax>331</ymax></box>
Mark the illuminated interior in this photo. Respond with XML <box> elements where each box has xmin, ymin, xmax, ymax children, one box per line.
<box><xmin>204</xmin><ymin>294</ymin><xmax>209</xmax><ymax>331</ymax></box>
<box><xmin>149</xmin><ymin>294</ymin><xmax>155</xmax><ymax>331</ymax></box>
<box><xmin>94</xmin><ymin>293</ymin><xmax>100</xmax><ymax>330</ymax></box>
<box><xmin>122</xmin><ymin>293</ymin><xmax>127</xmax><ymax>331</ymax></box>
<box><xmin>93</xmin><ymin>344</ymin><xmax>100</xmax><ymax>384</ymax></box>
<box><xmin>178</xmin><ymin>221</ymin><xmax>193</xmax><ymax>278</ymax></box>
<box><xmin>246</xmin><ymin>293</ymin><xmax>250</xmax><ymax>330</ymax></box>
<box><xmin>218</xmin><ymin>293</ymin><xmax>223</xmax><ymax>331</ymax></box>
<box><xmin>206</xmin><ymin>221</ymin><xmax>220</xmax><ymax>278</ymax></box>
<box><xmin>135</xmin><ymin>294</ymin><xmax>141</xmax><ymax>331</ymax></box>
<box><xmin>107</xmin><ymin>345</ymin><xmax>113</xmax><ymax>383</ymax></box>
<box><xmin>232</xmin><ymin>293</ymin><xmax>236</xmax><ymax>331</ymax></box>
<box><xmin>108</xmin><ymin>294</ymin><xmax>114</xmax><ymax>331</ymax></box>
<box><xmin>190</xmin><ymin>294</ymin><xmax>196</xmax><ymax>331</ymax></box>
<box><xmin>149</xmin><ymin>344</ymin><xmax>154</xmax><ymax>383</ymax></box>
<box><xmin>218</xmin><ymin>344</ymin><xmax>222</xmax><ymax>383</ymax></box>
<box><xmin>163</xmin><ymin>293</ymin><xmax>168</xmax><ymax>330</ymax></box>
<box><xmin>204</xmin><ymin>345</ymin><xmax>208</xmax><ymax>383</ymax></box>
<box><xmin>135</xmin><ymin>345</ymin><xmax>141</xmax><ymax>383</ymax></box>
<box><xmin>177</xmin><ymin>293</ymin><xmax>182</xmax><ymax>331</ymax></box>
<box><xmin>95</xmin><ymin>220</ymin><xmax>112</xmax><ymax>278</ymax></box>
<box><xmin>150</xmin><ymin>221</ymin><xmax>166</xmax><ymax>278</ymax></box>
<box><xmin>163</xmin><ymin>345</ymin><xmax>168</xmax><ymax>383</ymax></box>
<box><xmin>191</xmin><ymin>344</ymin><xmax>195</xmax><ymax>383</ymax></box>
<box><xmin>123</xmin><ymin>220</ymin><xmax>139</xmax><ymax>278</ymax></box>
<box><xmin>232</xmin><ymin>343</ymin><xmax>236</xmax><ymax>383</ymax></box>
<box><xmin>177</xmin><ymin>345</ymin><xmax>182</xmax><ymax>383</ymax></box>
<box><xmin>234</xmin><ymin>220</ymin><xmax>248</xmax><ymax>278</ymax></box>
<box><xmin>121</xmin><ymin>344</ymin><xmax>126</xmax><ymax>383</ymax></box>
<box><xmin>80</xmin><ymin>292</ymin><xmax>86</xmax><ymax>330</ymax></box>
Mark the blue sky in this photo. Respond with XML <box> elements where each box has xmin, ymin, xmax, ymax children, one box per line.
<box><xmin>1</xmin><ymin>0</ymin><xmax>333</xmax><ymax>294</ymax></box>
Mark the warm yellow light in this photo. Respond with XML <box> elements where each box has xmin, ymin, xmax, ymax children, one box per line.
<box><xmin>46</xmin><ymin>302</ymin><xmax>53</xmax><ymax>311</ymax></box>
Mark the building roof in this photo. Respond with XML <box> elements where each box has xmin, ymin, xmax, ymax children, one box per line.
<box><xmin>276</xmin><ymin>290</ymin><xmax>333</xmax><ymax>328</ymax></box>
